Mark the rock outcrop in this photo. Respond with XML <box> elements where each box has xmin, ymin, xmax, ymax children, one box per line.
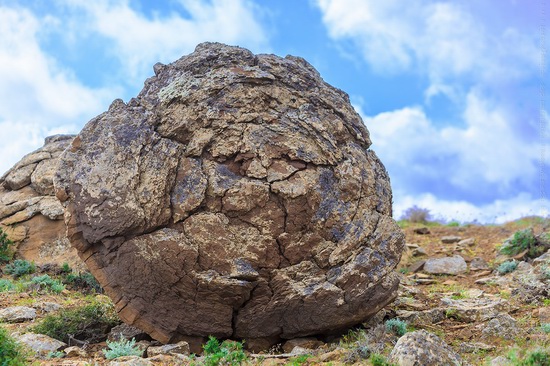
<box><xmin>0</xmin><ymin>135</ymin><xmax>82</xmax><ymax>268</ymax></box>
<box><xmin>55</xmin><ymin>43</ymin><xmax>404</xmax><ymax>344</ymax></box>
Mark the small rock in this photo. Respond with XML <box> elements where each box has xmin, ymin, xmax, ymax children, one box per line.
<box><xmin>457</xmin><ymin>238</ymin><xmax>476</xmax><ymax>247</ymax></box>
<box><xmin>441</xmin><ymin>235</ymin><xmax>462</xmax><ymax>244</ymax></box>
<box><xmin>539</xmin><ymin>307</ymin><xmax>550</xmax><ymax>324</ymax></box>
<box><xmin>108</xmin><ymin>323</ymin><xmax>150</xmax><ymax>342</ymax></box>
<box><xmin>470</xmin><ymin>257</ymin><xmax>490</xmax><ymax>271</ymax></box>
<box><xmin>490</xmin><ymin>355</ymin><xmax>513</xmax><ymax>366</ymax></box>
<box><xmin>424</xmin><ymin>255</ymin><xmax>467</xmax><ymax>275</ymax></box>
<box><xmin>146</xmin><ymin>341</ymin><xmax>190</xmax><ymax>357</ymax></box>
<box><xmin>317</xmin><ymin>349</ymin><xmax>346</xmax><ymax>362</ymax></box>
<box><xmin>64</xmin><ymin>346</ymin><xmax>88</xmax><ymax>357</ymax></box>
<box><xmin>407</xmin><ymin>260</ymin><xmax>426</xmax><ymax>273</ymax></box>
<box><xmin>147</xmin><ymin>354</ymin><xmax>190</xmax><ymax>364</ymax></box>
<box><xmin>458</xmin><ymin>341</ymin><xmax>496</xmax><ymax>353</ymax></box>
<box><xmin>289</xmin><ymin>346</ymin><xmax>311</xmax><ymax>356</ymax></box>
<box><xmin>412</xmin><ymin>247</ymin><xmax>427</xmax><ymax>256</ymax></box>
<box><xmin>282</xmin><ymin>338</ymin><xmax>323</xmax><ymax>353</ymax></box>
<box><xmin>533</xmin><ymin>249</ymin><xmax>550</xmax><ymax>265</ymax></box>
<box><xmin>14</xmin><ymin>333</ymin><xmax>66</xmax><ymax>355</ymax></box>
<box><xmin>108</xmin><ymin>356</ymin><xmax>152</xmax><ymax>366</ymax></box>
<box><xmin>414</xmin><ymin>227</ymin><xmax>430</xmax><ymax>235</ymax></box>
<box><xmin>395</xmin><ymin>309</ymin><xmax>445</xmax><ymax>326</ymax></box>
<box><xmin>0</xmin><ymin>306</ymin><xmax>36</xmax><ymax>322</ymax></box>
<box><xmin>388</xmin><ymin>330</ymin><xmax>464</xmax><ymax>366</ymax></box>
<box><xmin>440</xmin><ymin>298</ymin><xmax>509</xmax><ymax>322</ymax></box>
<box><xmin>39</xmin><ymin>302</ymin><xmax>62</xmax><ymax>313</ymax></box>
<box><xmin>481</xmin><ymin>313</ymin><xmax>518</xmax><ymax>340</ymax></box>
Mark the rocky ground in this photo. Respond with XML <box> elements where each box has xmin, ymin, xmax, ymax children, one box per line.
<box><xmin>1</xmin><ymin>216</ymin><xmax>549</xmax><ymax>365</ymax></box>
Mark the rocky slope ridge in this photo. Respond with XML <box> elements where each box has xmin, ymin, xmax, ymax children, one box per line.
<box><xmin>0</xmin><ymin>217</ymin><xmax>548</xmax><ymax>365</ymax></box>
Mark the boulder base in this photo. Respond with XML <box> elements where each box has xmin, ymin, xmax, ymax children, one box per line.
<box><xmin>55</xmin><ymin>43</ymin><xmax>404</xmax><ymax>344</ymax></box>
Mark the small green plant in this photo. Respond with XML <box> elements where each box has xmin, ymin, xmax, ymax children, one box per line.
<box><xmin>497</xmin><ymin>260</ymin><xmax>518</xmax><ymax>275</ymax></box>
<box><xmin>61</xmin><ymin>262</ymin><xmax>71</xmax><ymax>273</ymax></box>
<box><xmin>506</xmin><ymin>348</ymin><xmax>550</xmax><ymax>366</ymax></box>
<box><xmin>3</xmin><ymin>259</ymin><xmax>36</xmax><ymax>278</ymax></box>
<box><xmin>541</xmin><ymin>323</ymin><xmax>550</xmax><ymax>334</ymax></box>
<box><xmin>288</xmin><ymin>354</ymin><xmax>311</xmax><ymax>366</ymax></box>
<box><xmin>103</xmin><ymin>338</ymin><xmax>142</xmax><ymax>359</ymax></box>
<box><xmin>385</xmin><ymin>318</ymin><xmax>407</xmax><ymax>337</ymax></box>
<box><xmin>446</xmin><ymin>221</ymin><xmax>460</xmax><ymax>227</ymax></box>
<box><xmin>0</xmin><ymin>278</ymin><xmax>15</xmax><ymax>292</ymax></box>
<box><xmin>0</xmin><ymin>228</ymin><xmax>13</xmax><ymax>263</ymax></box>
<box><xmin>32</xmin><ymin>299</ymin><xmax>119</xmax><ymax>343</ymax></box>
<box><xmin>201</xmin><ymin>336</ymin><xmax>247</xmax><ymax>366</ymax></box>
<box><xmin>370</xmin><ymin>353</ymin><xmax>397</xmax><ymax>366</ymax></box>
<box><xmin>445</xmin><ymin>308</ymin><xmax>459</xmax><ymax>320</ymax></box>
<box><xmin>29</xmin><ymin>274</ymin><xmax>65</xmax><ymax>293</ymax></box>
<box><xmin>0</xmin><ymin>325</ymin><xmax>27</xmax><ymax>366</ymax></box>
<box><xmin>63</xmin><ymin>271</ymin><xmax>102</xmax><ymax>293</ymax></box>
<box><xmin>46</xmin><ymin>350</ymin><xmax>65</xmax><ymax>359</ymax></box>
<box><xmin>501</xmin><ymin>229</ymin><xmax>544</xmax><ymax>258</ymax></box>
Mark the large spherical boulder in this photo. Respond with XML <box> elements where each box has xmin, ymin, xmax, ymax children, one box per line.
<box><xmin>54</xmin><ymin>43</ymin><xmax>404</xmax><ymax>345</ymax></box>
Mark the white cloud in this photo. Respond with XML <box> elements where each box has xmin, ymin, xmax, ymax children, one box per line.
<box><xmin>315</xmin><ymin>0</ymin><xmax>538</xmax><ymax>84</ymax></box>
<box><xmin>393</xmin><ymin>192</ymin><xmax>549</xmax><ymax>224</ymax></box>
<box><xmin>0</xmin><ymin>6</ymin><xmax>114</xmax><ymax>175</ymax></box>
<box><xmin>62</xmin><ymin>0</ymin><xmax>269</xmax><ymax>82</ymax></box>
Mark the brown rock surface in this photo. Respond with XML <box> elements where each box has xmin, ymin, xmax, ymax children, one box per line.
<box><xmin>0</xmin><ymin>135</ymin><xmax>82</xmax><ymax>268</ymax></box>
<box><xmin>55</xmin><ymin>43</ymin><xmax>404</xmax><ymax>344</ymax></box>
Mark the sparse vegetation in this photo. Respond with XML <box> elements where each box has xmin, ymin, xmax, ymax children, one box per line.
<box><xmin>506</xmin><ymin>348</ymin><xmax>550</xmax><ymax>366</ymax></box>
<box><xmin>63</xmin><ymin>271</ymin><xmax>102</xmax><ymax>293</ymax></box>
<box><xmin>103</xmin><ymin>338</ymin><xmax>142</xmax><ymax>359</ymax></box>
<box><xmin>199</xmin><ymin>336</ymin><xmax>247</xmax><ymax>366</ymax></box>
<box><xmin>0</xmin><ymin>228</ymin><xmax>13</xmax><ymax>263</ymax></box>
<box><xmin>4</xmin><ymin>259</ymin><xmax>36</xmax><ymax>278</ymax></box>
<box><xmin>401</xmin><ymin>206</ymin><xmax>431</xmax><ymax>223</ymax></box>
<box><xmin>32</xmin><ymin>298</ymin><xmax>119</xmax><ymax>343</ymax></box>
<box><xmin>29</xmin><ymin>274</ymin><xmax>65</xmax><ymax>293</ymax></box>
<box><xmin>370</xmin><ymin>353</ymin><xmax>397</xmax><ymax>366</ymax></box>
<box><xmin>497</xmin><ymin>260</ymin><xmax>518</xmax><ymax>275</ymax></box>
<box><xmin>46</xmin><ymin>350</ymin><xmax>65</xmax><ymax>359</ymax></box>
<box><xmin>0</xmin><ymin>278</ymin><xmax>15</xmax><ymax>292</ymax></box>
<box><xmin>385</xmin><ymin>318</ymin><xmax>408</xmax><ymax>337</ymax></box>
<box><xmin>500</xmin><ymin>228</ymin><xmax>545</xmax><ymax>258</ymax></box>
<box><xmin>541</xmin><ymin>323</ymin><xmax>550</xmax><ymax>334</ymax></box>
<box><xmin>0</xmin><ymin>325</ymin><xmax>27</xmax><ymax>366</ymax></box>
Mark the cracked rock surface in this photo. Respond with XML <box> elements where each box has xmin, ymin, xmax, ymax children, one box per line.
<box><xmin>0</xmin><ymin>135</ymin><xmax>82</xmax><ymax>268</ymax></box>
<box><xmin>54</xmin><ymin>43</ymin><xmax>404</xmax><ymax>344</ymax></box>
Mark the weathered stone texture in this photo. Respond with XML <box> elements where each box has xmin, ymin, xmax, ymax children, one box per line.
<box><xmin>0</xmin><ymin>135</ymin><xmax>82</xmax><ymax>268</ymax></box>
<box><xmin>55</xmin><ymin>43</ymin><xmax>404</xmax><ymax>343</ymax></box>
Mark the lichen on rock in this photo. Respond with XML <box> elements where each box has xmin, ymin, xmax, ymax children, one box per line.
<box><xmin>54</xmin><ymin>42</ymin><xmax>405</xmax><ymax>345</ymax></box>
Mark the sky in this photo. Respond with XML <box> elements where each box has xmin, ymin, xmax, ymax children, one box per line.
<box><xmin>0</xmin><ymin>0</ymin><xmax>548</xmax><ymax>224</ymax></box>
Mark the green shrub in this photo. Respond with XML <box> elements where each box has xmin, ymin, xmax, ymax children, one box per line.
<box><xmin>497</xmin><ymin>260</ymin><xmax>518</xmax><ymax>275</ymax></box>
<box><xmin>371</xmin><ymin>354</ymin><xmax>397</xmax><ymax>366</ymax></box>
<box><xmin>29</xmin><ymin>274</ymin><xmax>65</xmax><ymax>293</ymax></box>
<box><xmin>4</xmin><ymin>259</ymin><xmax>36</xmax><ymax>278</ymax></box>
<box><xmin>0</xmin><ymin>325</ymin><xmax>27</xmax><ymax>366</ymax></box>
<box><xmin>63</xmin><ymin>271</ymin><xmax>102</xmax><ymax>293</ymax></box>
<box><xmin>0</xmin><ymin>228</ymin><xmax>13</xmax><ymax>263</ymax></box>
<box><xmin>506</xmin><ymin>348</ymin><xmax>550</xmax><ymax>366</ymax></box>
<box><xmin>61</xmin><ymin>263</ymin><xmax>71</xmax><ymax>273</ymax></box>
<box><xmin>103</xmin><ymin>338</ymin><xmax>142</xmax><ymax>359</ymax></box>
<box><xmin>500</xmin><ymin>229</ymin><xmax>544</xmax><ymax>258</ymax></box>
<box><xmin>541</xmin><ymin>323</ymin><xmax>550</xmax><ymax>334</ymax></box>
<box><xmin>385</xmin><ymin>318</ymin><xmax>408</xmax><ymax>337</ymax></box>
<box><xmin>201</xmin><ymin>336</ymin><xmax>247</xmax><ymax>366</ymax></box>
<box><xmin>32</xmin><ymin>299</ymin><xmax>119</xmax><ymax>343</ymax></box>
<box><xmin>46</xmin><ymin>350</ymin><xmax>65</xmax><ymax>359</ymax></box>
<box><xmin>447</xmin><ymin>221</ymin><xmax>460</xmax><ymax>227</ymax></box>
<box><xmin>0</xmin><ymin>278</ymin><xmax>15</xmax><ymax>292</ymax></box>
